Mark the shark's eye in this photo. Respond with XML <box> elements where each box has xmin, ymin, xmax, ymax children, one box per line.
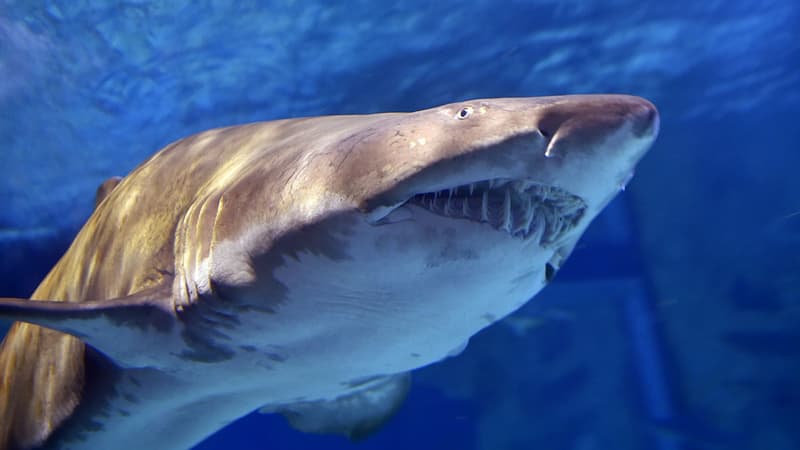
<box><xmin>456</xmin><ymin>107</ymin><xmax>473</xmax><ymax>120</ymax></box>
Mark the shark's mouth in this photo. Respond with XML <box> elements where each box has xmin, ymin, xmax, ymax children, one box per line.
<box><xmin>406</xmin><ymin>178</ymin><xmax>586</xmax><ymax>243</ymax></box>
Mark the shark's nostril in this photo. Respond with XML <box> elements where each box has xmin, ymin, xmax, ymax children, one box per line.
<box><xmin>537</xmin><ymin>113</ymin><xmax>564</xmax><ymax>141</ymax></box>
<box><xmin>644</xmin><ymin>106</ymin><xmax>657</xmax><ymax>124</ymax></box>
<box><xmin>632</xmin><ymin>101</ymin><xmax>660</xmax><ymax>137</ymax></box>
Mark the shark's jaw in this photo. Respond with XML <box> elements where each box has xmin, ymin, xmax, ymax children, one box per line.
<box><xmin>357</xmin><ymin>95</ymin><xmax>659</xmax><ymax>248</ymax></box>
<box><xmin>391</xmin><ymin>178</ymin><xmax>586</xmax><ymax>244</ymax></box>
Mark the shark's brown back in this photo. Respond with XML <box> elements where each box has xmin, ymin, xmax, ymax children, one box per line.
<box><xmin>0</xmin><ymin>136</ymin><xmax>193</xmax><ymax>449</ymax></box>
<box><xmin>0</xmin><ymin>177</ymin><xmax>129</xmax><ymax>449</ymax></box>
<box><xmin>0</xmin><ymin>120</ymin><xmax>312</xmax><ymax>449</ymax></box>
<box><xmin>0</xmin><ymin>143</ymin><xmax>192</xmax><ymax>449</ymax></box>
<box><xmin>0</xmin><ymin>322</ymin><xmax>85</xmax><ymax>450</ymax></box>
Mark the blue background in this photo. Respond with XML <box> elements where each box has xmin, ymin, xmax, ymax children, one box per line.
<box><xmin>1</xmin><ymin>1</ymin><xmax>799</xmax><ymax>449</ymax></box>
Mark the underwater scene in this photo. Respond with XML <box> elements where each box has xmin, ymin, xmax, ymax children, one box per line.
<box><xmin>0</xmin><ymin>1</ymin><xmax>798</xmax><ymax>449</ymax></box>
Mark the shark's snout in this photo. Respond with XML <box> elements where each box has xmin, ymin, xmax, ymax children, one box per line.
<box><xmin>541</xmin><ymin>95</ymin><xmax>659</xmax><ymax>159</ymax></box>
<box><xmin>527</xmin><ymin>95</ymin><xmax>659</xmax><ymax>216</ymax></box>
<box><xmin>629</xmin><ymin>97</ymin><xmax>659</xmax><ymax>138</ymax></box>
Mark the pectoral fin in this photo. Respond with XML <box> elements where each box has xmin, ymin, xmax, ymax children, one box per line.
<box><xmin>0</xmin><ymin>286</ymin><xmax>176</xmax><ymax>367</ymax></box>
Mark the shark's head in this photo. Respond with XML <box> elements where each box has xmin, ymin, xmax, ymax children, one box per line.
<box><xmin>332</xmin><ymin>94</ymin><xmax>658</xmax><ymax>252</ymax></box>
<box><xmin>225</xmin><ymin>95</ymin><xmax>660</xmax><ymax>377</ymax></box>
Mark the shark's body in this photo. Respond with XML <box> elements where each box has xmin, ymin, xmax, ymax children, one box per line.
<box><xmin>0</xmin><ymin>95</ymin><xmax>658</xmax><ymax>450</ymax></box>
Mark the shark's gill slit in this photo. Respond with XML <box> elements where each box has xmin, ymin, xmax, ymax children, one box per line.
<box><xmin>406</xmin><ymin>178</ymin><xmax>587</xmax><ymax>243</ymax></box>
<box><xmin>545</xmin><ymin>263</ymin><xmax>556</xmax><ymax>283</ymax></box>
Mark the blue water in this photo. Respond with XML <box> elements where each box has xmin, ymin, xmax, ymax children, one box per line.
<box><xmin>1</xmin><ymin>1</ymin><xmax>799</xmax><ymax>449</ymax></box>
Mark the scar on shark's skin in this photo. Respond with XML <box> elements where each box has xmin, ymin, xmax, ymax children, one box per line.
<box><xmin>0</xmin><ymin>95</ymin><xmax>658</xmax><ymax>450</ymax></box>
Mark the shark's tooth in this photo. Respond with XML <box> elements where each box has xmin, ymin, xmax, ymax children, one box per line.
<box><xmin>530</xmin><ymin>213</ymin><xmax>546</xmax><ymax>243</ymax></box>
<box><xmin>524</xmin><ymin>196</ymin><xmax>535</xmax><ymax>233</ymax></box>
<box><xmin>516</xmin><ymin>194</ymin><xmax>535</xmax><ymax>236</ymax></box>
<box><xmin>488</xmin><ymin>179</ymin><xmax>496</xmax><ymax>189</ymax></box>
<box><xmin>541</xmin><ymin>186</ymin><xmax>551</xmax><ymax>202</ymax></box>
<box><xmin>539</xmin><ymin>209</ymin><xmax>550</xmax><ymax>241</ymax></box>
<box><xmin>553</xmin><ymin>215</ymin><xmax>567</xmax><ymax>240</ymax></box>
<box><xmin>547</xmin><ymin>209</ymin><xmax>559</xmax><ymax>241</ymax></box>
<box><xmin>469</xmin><ymin>183</ymin><xmax>475</xmax><ymax>196</ymax></box>
<box><xmin>502</xmin><ymin>187</ymin><xmax>512</xmax><ymax>232</ymax></box>
<box><xmin>481</xmin><ymin>190</ymin><xmax>489</xmax><ymax>222</ymax></box>
<box><xmin>564</xmin><ymin>199</ymin><xmax>584</xmax><ymax>218</ymax></box>
<box><xmin>462</xmin><ymin>194</ymin><xmax>470</xmax><ymax>216</ymax></box>
<box><xmin>442</xmin><ymin>189</ymin><xmax>452</xmax><ymax>215</ymax></box>
<box><xmin>533</xmin><ymin>185</ymin><xmax>544</xmax><ymax>200</ymax></box>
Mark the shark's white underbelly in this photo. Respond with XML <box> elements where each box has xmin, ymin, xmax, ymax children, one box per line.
<box><xmin>227</xmin><ymin>211</ymin><xmax>553</xmax><ymax>404</ymax></box>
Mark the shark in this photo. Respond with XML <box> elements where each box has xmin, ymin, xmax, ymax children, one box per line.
<box><xmin>0</xmin><ymin>94</ymin><xmax>658</xmax><ymax>450</ymax></box>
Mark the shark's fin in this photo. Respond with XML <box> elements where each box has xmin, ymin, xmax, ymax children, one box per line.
<box><xmin>0</xmin><ymin>286</ymin><xmax>176</xmax><ymax>367</ymax></box>
<box><xmin>267</xmin><ymin>373</ymin><xmax>411</xmax><ymax>440</ymax></box>
<box><xmin>94</xmin><ymin>176</ymin><xmax>123</xmax><ymax>208</ymax></box>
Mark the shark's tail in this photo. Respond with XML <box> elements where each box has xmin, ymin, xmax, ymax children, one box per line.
<box><xmin>0</xmin><ymin>321</ymin><xmax>85</xmax><ymax>450</ymax></box>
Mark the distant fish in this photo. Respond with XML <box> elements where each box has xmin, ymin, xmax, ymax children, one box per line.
<box><xmin>502</xmin><ymin>308</ymin><xmax>575</xmax><ymax>337</ymax></box>
<box><xmin>0</xmin><ymin>95</ymin><xmax>658</xmax><ymax>449</ymax></box>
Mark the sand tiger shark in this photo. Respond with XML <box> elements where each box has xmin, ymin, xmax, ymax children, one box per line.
<box><xmin>0</xmin><ymin>95</ymin><xmax>658</xmax><ymax>449</ymax></box>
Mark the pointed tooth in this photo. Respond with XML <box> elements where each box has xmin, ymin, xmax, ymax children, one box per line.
<box><xmin>528</xmin><ymin>214</ymin><xmax>543</xmax><ymax>243</ymax></box>
<box><xmin>469</xmin><ymin>183</ymin><xmax>475</xmax><ymax>196</ymax></box>
<box><xmin>488</xmin><ymin>179</ymin><xmax>496</xmax><ymax>189</ymax></box>
<box><xmin>553</xmin><ymin>217</ymin><xmax>563</xmax><ymax>237</ymax></box>
<box><xmin>502</xmin><ymin>187</ymin><xmax>512</xmax><ymax>232</ymax></box>
<box><xmin>462</xmin><ymin>194</ymin><xmax>470</xmax><ymax>216</ymax></box>
<box><xmin>481</xmin><ymin>190</ymin><xmax>489</xmax><ymax>222</ymax></box>
<box><xmin>444</xmin><ymin>197</ymin><xmax>452</xmax><ymax>216</ymax></box>
<box><xmin>522</xmin><ymin>196</ymin><xmax>535</xmax><ymax>235</ymax></box>
<box><xmin>448</xmin><ymin>188</ymin><xmax>455</xmax><ymax>199</ymax></box>
<box><xmin>513</xmin><ymin>194</ymin><xmax>534</xmax><ymax>236</ymax></box>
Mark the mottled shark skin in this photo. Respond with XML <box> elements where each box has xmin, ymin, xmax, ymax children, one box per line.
<box><xmin>0</xmin><ymin>95</ymin><xmax>658</xmax><ymax>450</ymax></box>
